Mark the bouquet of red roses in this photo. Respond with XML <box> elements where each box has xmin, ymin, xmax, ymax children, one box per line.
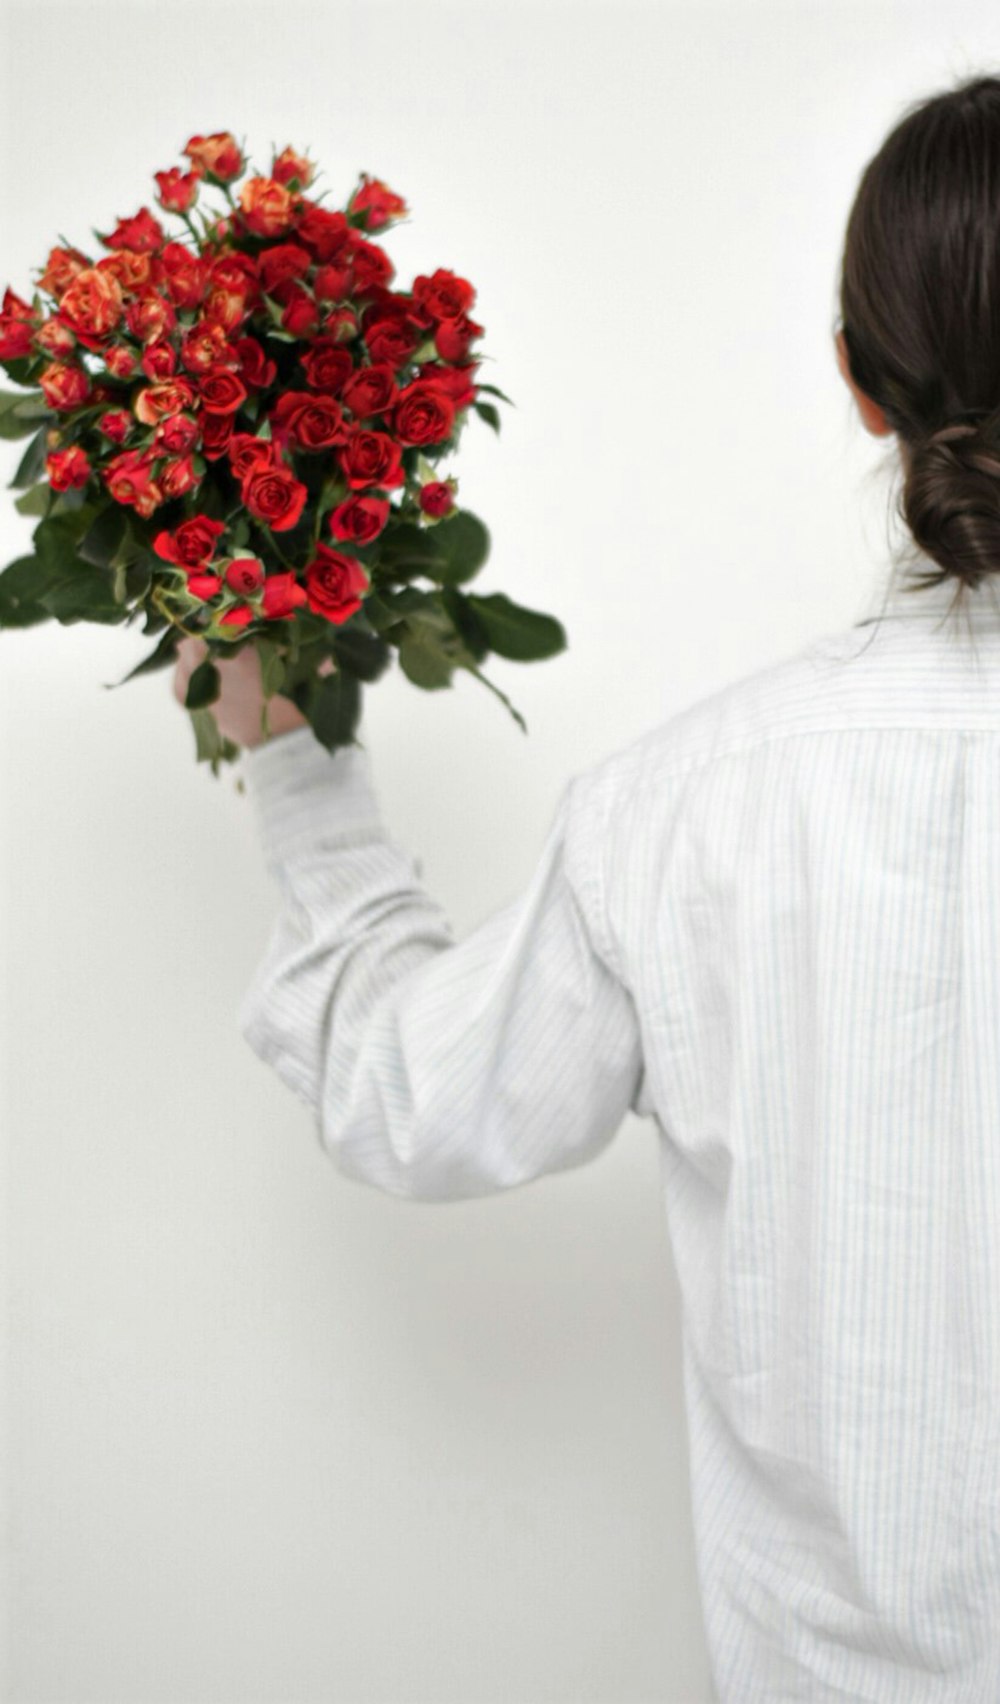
<box><xmin>0</xmin><ymin>129</ymin><xmax>566</xmax><ymax>774</ymax></box>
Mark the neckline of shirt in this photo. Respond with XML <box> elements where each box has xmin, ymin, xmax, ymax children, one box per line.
<box><xmin>853</xmin><ymin>553</ymin><xmax>1000</xmax><ymax>630</ymax></box>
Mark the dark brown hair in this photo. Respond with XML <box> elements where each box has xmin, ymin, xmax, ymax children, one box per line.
<box><xmin>839</xmin><ymin>71</ymin><xmax>1000</xmax><ymax>603</ymax></box>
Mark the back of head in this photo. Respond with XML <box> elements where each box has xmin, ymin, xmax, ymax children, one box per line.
<box><xmin>839</xmin><ymin>72</ymin><xmax>1000</xmax><ymax>604</ymax></box>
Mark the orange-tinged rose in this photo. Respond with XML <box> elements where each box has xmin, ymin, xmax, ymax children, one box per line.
<box><xmin>183</xmin><ymin>132</ymin><xmax>243</xmax><ymax>182</ymax></box>
<box><xmin>35</xmin><ymin>319</ymin><xmax>76</xmax><ymax>356</ymax></box>
<box><xmin>238</xmin><ymin>177</ymin><xmax>295</xmax><ymax>238</ymax></box>
<box><xmin>56</xmin><ymin>267</ymin><xmax>124</xmax><ymax>340</ymax></box>
<box><xmin>98</xmin><ymin>250</ymin><xmax>153</xmax><ymax>293</ymax></box>
<box><xmin>134</xmin><ymin>376</ymin><xmax>197</xmax><ymax>425</ymax></box>
<box><xmin>272</xmin><ymin>147</ymin><xmax>315</xmax><ymax>188</ymax></box>
<box><xmin>39</xmin><ymin>361</ymin><xmax>92</xmax><ymax>411</ymax></box>
<box><xmin>202</xmin><ymin>281</ymin><xmax>251</xmax><ymax>333</ymax></box>
<box><xmin>37</xmin><ymin>246</ymin><xmax>91</xmax><ymax>299</ymax></box>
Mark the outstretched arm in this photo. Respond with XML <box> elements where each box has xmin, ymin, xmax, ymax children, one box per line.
<box><xmin>236</xmin><ymin>722</ymin><xmax>646</xmax><ymax>1202</ymax></box>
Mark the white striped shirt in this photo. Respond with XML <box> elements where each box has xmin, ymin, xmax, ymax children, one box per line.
<box><xmin>238</xmin><ymin>555</ymin><xmax>1000</xmax><ymax>1700</ymax></box>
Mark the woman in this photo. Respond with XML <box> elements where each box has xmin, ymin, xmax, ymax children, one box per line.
<box><xmin>175</xmin><ymin>72</ymin><xmax>1000</xmax><ymax>1702</ymax></box>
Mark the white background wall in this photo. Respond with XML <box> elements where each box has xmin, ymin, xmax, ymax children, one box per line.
<box><xmin>1</xmin><ymin>3</ymin><xmax>994</xmax><ymax>1700</ymax></box>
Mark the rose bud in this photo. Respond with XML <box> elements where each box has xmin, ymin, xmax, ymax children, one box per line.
<box><xmin>224</xmin><ymin>555</ymin><xmax>265</xmax><ymax>597</ymax></box>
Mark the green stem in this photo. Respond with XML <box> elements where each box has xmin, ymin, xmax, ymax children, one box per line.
<box><xmin>151</xmin><ymin>583</ymin><xmax>207</xmax><ymax>638</ymax></box>
<box><xmin>458</xmin><ymin>660</ymin><xmax>528</xmax><ymax>735</ymax></box>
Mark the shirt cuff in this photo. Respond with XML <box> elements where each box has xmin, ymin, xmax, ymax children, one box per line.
<box><xmin>239</xmin><ymin>722</ymin><xmax>386</xmax><ymax>872</ymax></box>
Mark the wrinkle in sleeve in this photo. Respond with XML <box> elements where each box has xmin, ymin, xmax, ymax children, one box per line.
<box><xmin>236</xmin><ymin>724</ymin><xmax>645</xmax><ymax>1202</ymax></box>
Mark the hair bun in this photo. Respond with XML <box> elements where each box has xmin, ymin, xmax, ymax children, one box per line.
<box><xmin>901</xmin><ymin>418</ymin><xmax>1000</xmax><ymax>588</ymax></box>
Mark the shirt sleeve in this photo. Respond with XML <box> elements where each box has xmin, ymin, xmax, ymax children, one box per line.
<box><xmin>235</xmin><ymin>721</ymin><xmax>646</xmax><ymax>1202</ymax></box>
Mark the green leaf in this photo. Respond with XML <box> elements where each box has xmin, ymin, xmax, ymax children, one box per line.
<box><xmin>189</xmin><ymin>705</ymin><xmax>241</xmax><ymax>774</ymax></box>
<box><xmin>33</xmin><ymin>512</ymin><xmax>88</xmax><ymax>575</ymax></box>
<box><xmin>14</xmin><ymin>484</ymin><xmax>52</xmax><ymax>518</ymax></box>
<box><xmin>440</xmin><ymin>585</ymin><xmax>490</xmax><ymax>664</ymax></box>
<box><xmin>290</xmin><ymin>666</ymin><xmax>362</xmax><ymax>752</ymax></box>
<box><xmin>362</xmin><ymin>590</ymin><xmax>409</xmax><ymax>639</ymax></box>
<box><xmin>463</xmin><ymin>592</ymin><xmax>568</xmax><ymax>661</ymax></box>
<box><xmin>329</xmin><ymin>624</ymin><xmax>392</xmax><ymax>684</ymax></box>
<box><xmin>185</xmin><ymin>658</ymin><xmax>221</xmax><ymax>709</ymax></box>
<box><xmin>473</xmin><ymin>401</ymin><xmax>501</xmax><ymax>435</ymax></box>
<box><xmin>0</xmin><ymin>389</ymin><xmax>46</xmax><ymax>440</ymax></box>
<box><xmin>0</xmin><ymin>552</ymin><xmax>60</xmax><ymax>606</ymax></box>
<box><xmin>78</xmin><ymin>503</ymin><xmax>128</xmax><ymax>568</ymax></box>
<box><xmin>10</xmin><ymin>424</ymin><xmax>49</xmax><ymax>489</ymax></box>
<box><xmin>124</xmin><ymin>555</ymin><xmax>152</xmax><ymax>601</ymax></box>
<box><xmin>430</xmin><ymin>510</ymin><xmax>491</xmax><ymax>587</ymax></box>
<box><xmin>256</xmin><ymin>638</ymin><xmax>286</xmax><ymax>698</ymax></box>
<box><xmin>475</xmin><ymin>383</ymin><xmax>515</xmax><ymax>406</ymax></box>
<box><xmin>378</xmin><ymin>522</ymin><xmax>447</xmax><ymax>579</ymax></box>
<box><xmin>103</xmin><ymin>625</ymin><xmax>182</xmax><ymax>688</ymax></box>
<box><xmin>40</xmin><ymin>568</ymin><xmax>130</xmax><ymax>625</ymax></box>
<box><xmin>397</xmin><ymin>628</ymin><xmax>455</xmax><ymax>690</ymax></box>
<box><xmin>0</xmin><ymin>556</ymin><xmax>55</xmax><ymax>629</ymax></box>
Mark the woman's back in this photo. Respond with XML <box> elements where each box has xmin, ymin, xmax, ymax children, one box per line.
<box><xmin>603</xmin><ymin>568</ymin><xmax>1000</xmax><ymax>1698</ymax></box>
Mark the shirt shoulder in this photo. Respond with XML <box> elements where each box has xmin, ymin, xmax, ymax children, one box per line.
<box><xmin>558</xmin><ymin>624</ymin><xmax>861</xmax><ymax>982</ymax></box>
<box><xmin>569</xmin><ymin>621</ymin><xmax>863</xmax><ymax>816</ymax></box>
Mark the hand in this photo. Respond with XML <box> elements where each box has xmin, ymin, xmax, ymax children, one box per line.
<box><xmin>172</xmin><ymin>635</ymin><xmax>333</xmax><ymax>751</ymax></box>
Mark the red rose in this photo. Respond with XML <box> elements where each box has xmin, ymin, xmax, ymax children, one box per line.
<box><xmin>226</xmin><ymin>432</ymin><xmax>275</xmax><ymax>482</ymax></box>
<box><xmin>412</xmin><ymin>267</ymin><xmax>476</xmax><ymax>322</ymax></box>
<box><xmin>102</xmin><ymin>449</ymin><xmax>164</xmax><ymax>517</ymax></box>
<box><xmin>363</xmin><ymin>314</ymin><xmax>419</xmax><ymax>369</ymax></box>
<box><xmin>269</xmin><ymin>390</ymin><xmax>346</xmax><ymax>451</ymax></box>
<box><xmin>0</xmin><ymin>315</ymin><xmax>35</xmax><ymax>359</ymax></box>
<box><xmin>39</xmin><ymin>360</ymin><xmax>92</xmax><ymax>411</ymax></box>
<box><xmin>299</xmin><ymin>337</ymin><xmax>353</xmax><ymax>395</ymax></box>
<box><xmin>186</xmin><ymin>571</ymin><xmax>222</xmax><ymax>601</ymax></box>
<box><xmin>153</xmin><ymin>515</ymin><xmax>225</xmax><ymax>568</ymax></box>
<box><xmin>125</xmin><ymin>294</ymin><xmax>177</xmax><ymax>346</ymax></box>
<box><xmin>271</xmin><ymin>148</ymin><xmax>315</xmax><ymax>190</ymax></box>
<box><xmin>241</xmin><ymin>463</ymin><xmax>309</xmax><ymax>531</ymax></box>
<box><xmin>295</xmin><ymin>206</ymin><xmax>350</xmax><ymax>263</ymax></box>
<box><xmin>104</xmin><ymin>343</ymin><xmax>138</xmax><ymax>378</ymax></box>
<box><xmin>97</xmin><ymin>409</ymin><xmax>133</xmax><ymax>444</ymax></box>
<box><xmin>179</xmin><ymin>321</ymin><xmax>231</xmax><ymax>374</ymax></box>
<box><xmin>261</xmin><ymin>570</ymin><xmax>309</xmax><ymax>620</ymax></box>
<box><xmin>415</xmin><ymin>359</ymin><xmax>479</xmax><ymax>409</ymax></box>
<box><xmin>337</xmin><ymin>426</ymin><xmax>405</xmax><ymax>491</ymax></box>
<box><xmin>140</xmin><ymin>339</ymin><xmax>177</xmax><ymax>381</ymax></box>
<box><xmin>225</xmin><ymin>555</ymin><xmax>265</xmax><ymax>596</ymax></box>
<box><xmin>434</xmin><ymin>312</ymin><xmax>483</xmax><ymax>364</ymax></box>
<box><xmin>220</xmin><ymin>603</ymin><xmax>254</xmax><ymax>628</ymax></box>
<box><xmin>392</xmin><ymin>380</ymin><xmax>455</xmax><ymax>446</ymax></box>
<box><xmin>327</xmin><ymin>494</ymin><xmax>390</xmax><ymax>544</ymax></box>
<box><xmin>418</xmin><ymin>480</ymin><xmax>455</xmax><ymax>519</ymax></box>
<box><xmin>341</xmin><ymin>363</ymin><xmax>397</xmax><ymax>418</ymax></box>
<box><xmin>160</xmin><ymin>243</ymin><xmax>211</xmax><ymax>311</ymax></box>
<box><xmin>348</xmin><ymin>174</ymin><xmax>407</xmax><ymax>231</ymax></box>
<box><xmin>313</xmin><ymin>263</ymin><xmax>353</xmax><ymax>303</ymax></box>
<box><xmin>152</xmin><ymin>411</ymin><xmax>199</xmax><ymax>454</ymax></box>
<box><xmin>197</xmin><ymin>367</ymin><xmax>248</xmax><ymax>414</ymax></box>
<box><xmin>199</xmin><ymin>409</ymin><xmax>234</xmax><ymax>460</ymax></box>
<box><xmin>281</xmin><ymin>287</ymin><xmax>321</xmax><ymax>339</ymax></box>
<box><xmin>46</xmin><ymin>446</ymin><xmax>91</xmax><ymax>491</ymax></box>
<box><xmin>345</xmin><ymin>235</ymin><xmax>394</xmax><ymax>294</ymax></box>
<box><xmin>322</xmin><ymin>305</ymin><xmax>358</xmax><ymax>343</ymax></box>
<box><xmin>154</xmin><ymin>166</ymin><xmax>203</xmax><ymax>213</ymax></box>
<box><xmin>258</xmin><ymin>243</ymin><xmax>312</xmax><ymax>294</ymax></box>
<box><xmin>303</xmin><ymin>543</ymin><xmax>370</xmax><ymax>624</ymax></box>
<box><xmin>232</xmin><ymin>335</ymin><xmax>276</xmax><ymax>391</ymax></box>
<box><xmin>159</xmin><ymin>454</ymin><xmax>198</xmax><ymax>499</ymax></box>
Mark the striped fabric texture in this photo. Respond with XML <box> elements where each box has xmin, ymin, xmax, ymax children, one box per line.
<box><xmin>238</xmin><ymin>553</ymin><xmax>1000</xmax><ymax>1701</ymax></box>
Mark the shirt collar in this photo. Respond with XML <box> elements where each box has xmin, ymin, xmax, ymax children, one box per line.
<box><xmin>854</xmin><ymin>551</ymin><xmax>1000</xmax><ymax>630</ymax></box>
